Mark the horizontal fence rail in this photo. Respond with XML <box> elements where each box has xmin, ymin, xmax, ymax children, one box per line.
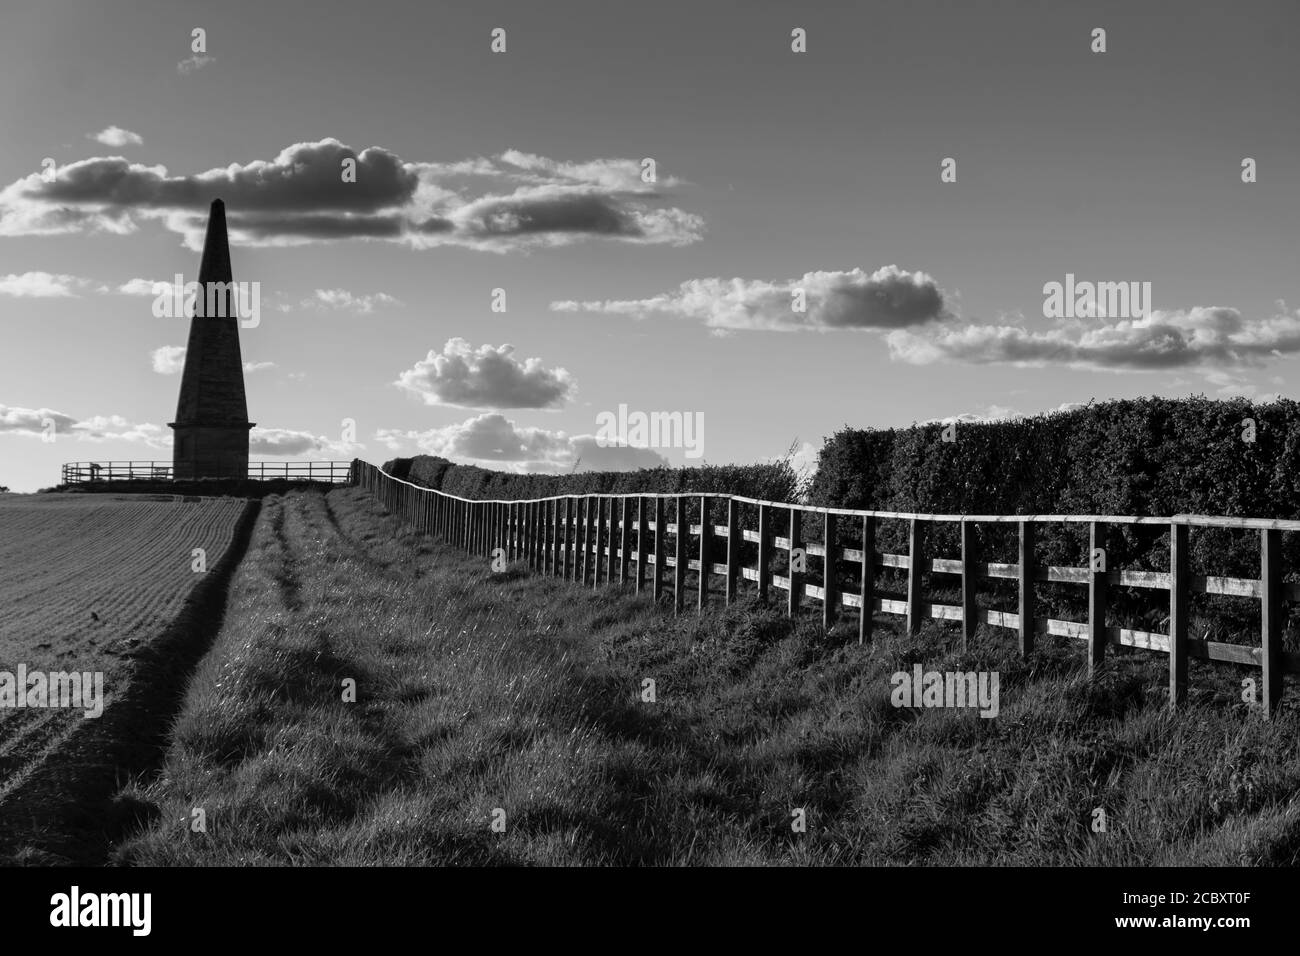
<box><xmin>61</xmin><ymin>460</ymin><xmax>353</xmax><ymax>484</ymax></box>
<box><xmin>352</xmin><ymin>460</ymin><xmax>1297</xmax><ymax>717</ymax></box>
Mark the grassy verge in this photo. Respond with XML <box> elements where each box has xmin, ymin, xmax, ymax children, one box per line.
<box><xmin>114</xmin><ymin>487</ymin><xmax>1300</xmax><ymax>865</ymax></box>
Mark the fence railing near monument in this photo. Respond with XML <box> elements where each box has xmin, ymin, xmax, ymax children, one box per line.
<box><xmin>61</xmin><ymin>460</ymin><xmax>353</xmax><ymax>484</ymax></box>
<box><xmin>351</xmin><ymin>459</ymin><xmax>1299</xmax><ymax>718</ymax></box>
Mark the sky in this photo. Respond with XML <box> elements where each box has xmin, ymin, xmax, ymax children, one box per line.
<box><xmin>1</xmin><ymin>0</ymin><xmax>1298</xmax><ymax>491</ymax></box>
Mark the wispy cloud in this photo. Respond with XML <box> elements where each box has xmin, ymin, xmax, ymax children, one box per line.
<box><xmin>0</xmin><ymin>271</ymin><xmax>88</xmax><ymax>298</ymax></box>
<box><xmin>886</xmin><ymin>305</ymin><xmax>1300</xmax><ymax>372</ymax></box>
<box><xmin>152</xmin><ymin>345</ymin><xmax>275</xmax><ymax>375</ymax></box>
<box><xmin>176</xmin><ymin>55</ymin><xmax>215</xmax><ymax>74</ymax></box>
<box><xmin>0</xmin><ymin>403</ymin><xmax>170</xmax><ymax>447</ymax></box>
<box><xmin>551</xmin><ymin>265</ymin><xmax>946</xmax><ymax>332</ymax></box>
<box><xmin>300</xmin><ymin>288</ymin><xmax>400</xmax><ymax>313</ymax></box>
<box><xmin>248</xmin><ymin>427</ymin><xmax>359</xmax><ymax>456</ymax></box>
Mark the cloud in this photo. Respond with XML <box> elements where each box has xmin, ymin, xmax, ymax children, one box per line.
<box><xmin>1201</xmin><ymin>370</ymin><xmax>1281</xmax><ymax>401</ymax></box>
<box><xmin>151</xmin><ymin>345</ymin><xmax>186</xmax><ymax>374</ymax></box>
<box><xmin>73</xmin><ymin>415</ymin><xmax>171</xmax><ymax>446</ymax></box>
<box><xmin>153</xmin><ymin>346</ymin><xmax>273</xmax><ymax>375</ymax></box>
<box><xmin>0</xmin><ymin>138</ymin><xmax>702</xmax><ymax>252</ymax></box>
<box><xmin>248</xmin><ymin>427</ymin><xmax>358</xmax><ymax>456</ymax></box>
<box><xmin>550</xmin><ymin>265</ymin><xmax>946</xmax><ymax>332</ymax></box>
<box><xmin>119</xmin><ymin>277</ymin><xmax>169</xmax><ymax>295</ymax></box>
<box><xmin>886</xmin><ymin>306</ymin><xmax>1300</xmax><ymax>372</ymax></box>
<box><xmin>177</xmin><ymin>55</ymin><xmax>215</xmax><ymax>74</ymax></box>
<box><xmin>395</xmin><ymin>338</ymin><xmax>576</xmax><ymax>410</ymax></box>
<box><xmin>90</xmin><ymin>126</ymin><xmax>143</xmax><ymax>147</ymax></box>
<box><xmin>301</xmin><ymin>288</ymin><xmax>400</xmax><ymax>313</ymax></box>
<box><xmin>0</xmin><ymin>404</ymin><xmax>169</xmax><ymax>447</ymax></box>
<box><xmin>1</xmin><ymin>403</ymin><xmax>355</xmax><ymax>458</ymax></box>
<box><xmin>0</xmin><ymin>404</ymin><xmax>78</xmax><ymax>435</ymax></box>
<box><xmin>917</xmin><ymin>401</ymin><xmax>1092</xmax><ymax>426</ymax></box>
<box><xmin>377</xmin><ymin>412</ymin><xmax>667</xmax><ymax>473</ymax></box>
<box><xmin>0</xmin><ymin>271</ymin><xmax>87</xmax><ymax>297</ymax></box>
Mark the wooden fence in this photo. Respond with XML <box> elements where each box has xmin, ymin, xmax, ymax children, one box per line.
<box><xmin>62</xmin><ymin>460</ymin><xmax>353</xmax><ymax>484</ymax></box>
<box><xmin>351</xmin><ymin>459</ymin><xmax>1298</xmax><ymax>718</ymax></box>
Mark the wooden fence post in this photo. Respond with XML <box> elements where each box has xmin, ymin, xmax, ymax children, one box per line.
<box><xmin>1088</xmin><ymin>521</ymin><xmax>1109</xmax><ymax>675</ymax></box>
<box><xmin>636</xmin><ymin>497</ymin><xmax>648</xmax><ymax>593</ymax></box>
<box><xmin>906</xmin><ymin>518</ymin><xmax>925</xmax><ymax>636</ymax></box>
<box><xmin>533</xmin><ymin>500</ymin><xmax>540</xmax><ymax>569</ymax></box>
<box><xmin>823</xmin><ymin>512</ymin><xmax>838</xmax><ymax>629</ymax></box>
<box><xmin>503</xmin><ymin>502</ymin><xmax>512</xmax><ymax>560</ymax></box>
<box><xmin>533</xmin><ymin>501</ymin><xmax>542</xmax><ymax>569</ymax></box>
<box><xmin>788</xmin><ymin>507</ymin><xmax>803</xmax><ymax>617</ymax></box>
<box><xmin>538</xmin><ymin>500</ymin><xmax>548</xmax><ymax>574</ymax></box>
<box><xmin>572</xmin><ymin>499</ymin><xmax>582</xmax><ymax>583</ymax></box>
<box><xmin>961</xmin><ymin>519</ymin><xmax>977</xmax><ymax>649</ymax></box>
<box><xmin>726</xmin><ymin>499</ymin><xmax>741</xmax><ymax>605</ymax></box>
<box><xmin>674</xmin><ymin>496</ymin><xmax>688</xmax><ymax>615</ymax></box>
<box><xmin>521</xmin><ymin>501</ymin><xmax>530</xmax><ymax>567</ymax></box>
<box><xmin>562</xmin><ymin>498</ymin><xmax>572</xmax><ymax>580</ymax></box>
<box><xmin>587</xmin><ymin>497</ymin><xmax>596</xmax><ymax>584</ymax></box>
<box><xmin>621</xmin><ymin>498</ymin><xmax>633</xmax><ymax>584</ymax></box>
<box><xmin>516</xmin><ymin>501</ymin><xmax>523</xmax><ymax>563</ymax></box>
<box><xmin>607</xmin><ymin>497</ymin><xmax>618</xmax><ymax>585</ymax></box>
<box><xmin>593</xmin><ymin>497</ymin><xmax>605</xmax><ymax>589</ymax></box>
<box><xmin>1169</xmin><ymin>521</ymin><xmax>1189</xmax><ymax>711</ymax></box>
<box><xmin>1262</xmin><ymin>527</ymin><xmax>1283</xmax><ymax>718</ymax></box>
<box><xmin>554</xmin><ymin>499</ymin><xmax>564</xmax><ymax>576</ymax></box>
<box><xmin>860</xmin><ymin>515</ymin><xmax>875</xmax><ymax>644</ymax></box>
<box><xmin>653</xmin><ymin>497</ymin><xmax>664</xmax><ymax>601</ymax></box>
<box><xmin>1018</xmin><ymin>520</ymin><xmax>1036</xmax><ymax>658</ymax></box>
<box><xmin>757</xmin><ymin>504</ymin><xmax>771</xmax><ymax>603</ymax></box>
<box><xmin>697</xmin><ymin>495</ymin><xmax>710</xmax><ymax>613</ymax></box>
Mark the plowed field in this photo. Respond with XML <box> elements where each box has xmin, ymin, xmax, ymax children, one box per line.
<box><xmin>0</xmin><ymin>493</ymin><xmax>252</xmax><ymax>810</ymax></box>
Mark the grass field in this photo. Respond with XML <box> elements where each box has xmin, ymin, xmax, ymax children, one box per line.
<box><xmin>0</xmin><ymin>493</ymin><xmax>256</xmax><ymax>863</ymax></box>
<box><xmin>113</xmin><ymin>486</ymin><xmax>1300</xmax><ymax>865</ymax></box>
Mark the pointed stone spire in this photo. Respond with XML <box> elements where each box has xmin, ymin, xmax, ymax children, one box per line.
<box><xmin>169</xmin><ymin>199</ymin><xmax>255</xmax><ymax>479</ymax></box>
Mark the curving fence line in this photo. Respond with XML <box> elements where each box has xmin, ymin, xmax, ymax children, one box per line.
<box><xmin>350</xmin><ymin>459</ymin><xmax>1298</xmax><ymax>718</ymax></box>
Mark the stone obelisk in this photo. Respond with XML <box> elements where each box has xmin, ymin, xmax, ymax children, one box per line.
<box><xmin>169</xmin><ymin>199</ymin><xmax>254</xmax><ymax>479</ymax></box>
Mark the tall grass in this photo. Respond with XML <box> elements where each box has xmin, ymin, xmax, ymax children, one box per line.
<box><xmin>114</xmin><ymin>487</ymin><xmax>1300</xmax><ymax>865</ymax></box>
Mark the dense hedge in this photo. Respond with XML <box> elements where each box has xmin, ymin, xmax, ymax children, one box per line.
<box><xmin>381</xmin><ymin>455</ymin><xmax>803</xmax><ymax>505</ymax></box>
<box><xmin>809</xmin><ymin>397</ymin><xmax>1300</xmax><ymax>635</ymax></box>
<box><xmin>810</xmin><ymin>396</ymin><xmax>1300</xmax><ymax>521</ymax></box>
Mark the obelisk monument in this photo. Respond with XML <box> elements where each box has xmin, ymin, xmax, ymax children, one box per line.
<box><xmin>169</xmin><ymin>199</ymin><xmax>254</xmax><ymax>479</ymax></box>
